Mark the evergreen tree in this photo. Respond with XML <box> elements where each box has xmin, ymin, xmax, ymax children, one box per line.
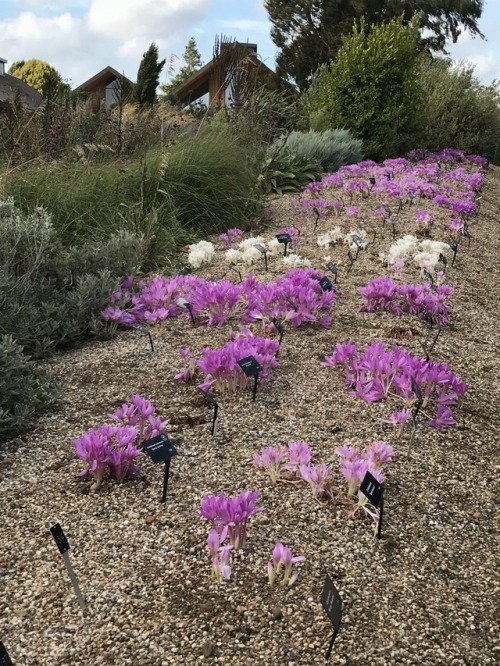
<box><xmin>265</xmin><ymin>0</ymin><xmax>484</xmax><ymax>90</ymax></box>
<box><xmin>135</xmin><ymin>43</ymin><xmax>166</xmax><ymax>108</ymax></box>
<box><xmin>160</xmin><ymin>37</ymin><xmax>203</xmax><ymax>95</ymax></box>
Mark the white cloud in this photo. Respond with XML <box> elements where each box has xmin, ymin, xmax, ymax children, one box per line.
<box><xmin>446</xmin><ymin>30</ymin><xmax>500</xmax><ymax>84</ymax></box>
<box><xmin>0</xmin><ymin>0</ymin><xmax>211</xmax><ymax>86</ymax></box>
<box><xmin>87</xmin><ymin>0</ymin><xmax>209</xmax><ymax>40</ymax></box>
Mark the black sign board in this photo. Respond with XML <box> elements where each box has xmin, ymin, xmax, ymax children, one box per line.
<box><xmin>271</xmin><ymin>317</ymin><xmax>283</xmax><ymax>334</ymax></box>
<box><xmin>326</xmin><ymin>261</ymin><xmax>337</xmax><ymax>275</ymax></box>
<box><xmin>276</xmin><ymin>233</ymin><xmax>292</xmax><ymax>256</ymax></box>
<box><xmin>254</xmin><ymin>244</ymin><xmax>268</xmax><ymax>270</ymax></box>
<box><xmin>143</xmin><ymin>434</ymin><xmax>177</xmax><ymax>503</ymax></box>
<box><xmin>369</xmin><ymin>176</ymin><xmax>376</xmax><ymax>185</ymax></box>
<box><xmin>321</xmin><ymin>575</ymin><xmax>343</xmax><ymax>659</ymax></box>
<box><xmin>143</xmin><ymin>434</ymin><xmax>177</xmax><ymax>463</ymax></box>
<box><xmin>238</xmin><ymin>356</ymin><xmax>262</xmax><ymax>401</ymax></box>
<box><xmin>270</xmin><ymin>317</ymin><xmax>284</xmax><ymax>352</ymax></box>
<box><xmin>276</xmin><ymin>233</ymin><xmax>291</xmax><ymax>244</ymax></box>
<box><xmin>360</xmin><ymin>471</ymin><xmax>384</xmax><ymax>539</ymax></box>
<box><xmin>318</xmin><ymin>276</ymin><xmax>333</xmax><ymax>292</ymax></box>
<box><xmin>131</xmin><ymin>324</ymin><xmax>154</xmax><ymax>352</ymax></box>
<box><xmin>360</xmin><ymin>471</ymin><xmax>383</xmax><ymax>508</ymax></box>
<box><xmin>351</xmin><ymin>234</ymin><xmax>362</xmax><ymax>247</ymax></box>
<box><xmin>0</xmin><ymin>641</ymin><xmax>14</xmax><ymax>666</ymax></box>
<box><xmin>198</xmin><ymin>390</ymin><xmax>219</xmax><ymax>436</ymax></box>
<box><xmin>238</xmin><ymin>356</ymin><xmax>262</xmax><ymax>377</ymax></box>
<box><xmin>229</xmin><ymin>265</ymin><xmax>242</xmax><ymax>283</ymax></box>
<box><xmin>50</xmin><ymin>523</ymin><xmax>70</xmax><ymax>554</ymax></box>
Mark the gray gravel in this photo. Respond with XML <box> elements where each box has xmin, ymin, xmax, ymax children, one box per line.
<box><xmin>0</xmin><ymin>167</ymin><xmax>499</xmax><ymax>666</ymax></box>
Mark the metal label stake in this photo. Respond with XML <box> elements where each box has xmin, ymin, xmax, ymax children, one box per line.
<box><xmin>50</xmin><ymin>523</ymin><xmax>86</xmax><ymax>610</ymax></box>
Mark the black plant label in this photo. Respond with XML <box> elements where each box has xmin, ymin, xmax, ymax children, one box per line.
<box><xmin>143</xmin><ymin>434</ymin><xmax>177</xmax><ymax>463</ymax></box>
<box><xmin>50</xmin><ymin>523</ymin><xmax>70</xmax><ymax>555</ymax></box>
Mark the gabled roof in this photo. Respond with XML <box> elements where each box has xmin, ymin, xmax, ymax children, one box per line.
<box><xmin>0</xmin><ymin>73</ymin><xmax>42</xmax><ymax>110</ymax></box>
<box><xmin>172</xmin><ymin>43</ymin><xmax>274</xmax><ymax>103</ymax></box>
<box><xmin>76</xmin><ymin>66</ymin><xmax>134</xmax><ymax>92</ymax></box>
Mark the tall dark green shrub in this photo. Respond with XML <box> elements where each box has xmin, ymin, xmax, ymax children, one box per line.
<box><xmin>305</xmin><ymin>16</ymin><xmax>423</xmax><ymax>160</ymax></box>
<box><xmin>135</xmin><ymin>43</ymin><xmax>166</xmax><ymax>109</ymax></box>
<box><xmin>417</xmin><ymin>57</ymin><xmax>500</xmax><ymax>160</ymax></box>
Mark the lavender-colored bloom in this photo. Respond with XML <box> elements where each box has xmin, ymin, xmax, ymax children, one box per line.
<box><xmin>268</xmin><ymin>542</ymin><xmax>306</xmax><ymax>587</ymax></box>
<box><xmin>299</xmin><ymin>463</ymin><xmax>333</xmax><ymax>499</ymax></box>
<box><xmin>253</xmin><ymin>447</ymin><xmax>287</xmax><ymax>482</ymax></box>
<box><xmin>324</xmin><ymin>339</ymin><xmax>467</xmax><ymax>428</ymax></box>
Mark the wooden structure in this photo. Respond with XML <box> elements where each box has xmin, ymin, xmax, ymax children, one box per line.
<box><xmin>0</xmin><ymin>57</ymin><xmax>42</xmax><ymax>110</ymax></box>
<box><xmin>173</xmin><ymin>42</ymin><xmax>274</xmax><ymax>109</ymax></box>
<box><xmin>75</xmin><ymin>66</ymin><xmax>134</xmax><ymax>108</ymax></box>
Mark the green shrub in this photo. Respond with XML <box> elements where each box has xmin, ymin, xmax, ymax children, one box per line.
<box><xmin>273</xmin><ymin>129</ymin><xmax>363</xmax><ymax>172</ymax></box>
<box><xmin>258</xmin><ymin>147</ymin><xmax>323</xmax><ymax>194</ymax></box>
<box><xmin>0</xmin><ymin>334</ymin><xmax>58</xmax><ymax>440</ymax></box>
<box><xmin>417</xmin><ymin>57</ymin><xmax>500</xmax><ymax>161</ymax></box>
<box><xmin>0</xmin><ymin>199</ymin><xmax>142</xmax><ymax>357</ymax></box>
<box><xmin>305</xmin><ymin>16</ymin><xmax>423</xmax><ymax>160</ymax></box>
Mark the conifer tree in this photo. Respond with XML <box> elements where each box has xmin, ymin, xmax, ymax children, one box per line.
<box><xmin>161</xmin><ymin>37</ymin><xmax>203</xmax><ymax>95</ymax></box>
<box><xmin>135</xmin><ymin>43</ymin><xmax>166</xmax><ymax>108</ymax></box>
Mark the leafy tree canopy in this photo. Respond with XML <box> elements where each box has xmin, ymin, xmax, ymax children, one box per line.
<box><xmin>135</xmin><ymin>42</ymin><xmax>166</xmax><ymax>109</ymax></box>
<box><xmin>8</xmin><ymin>59</ymin><xmax>68</xmax><ymax>99</ymax></box>
<box><xmin>265</xmin><ymin>0</ymin><xmax>484</xmax><ymax>90</ymax></box>
<box><xmin>161</xmin><ymin>37</ymin><xmax>203</xmax><ymax>96</ymax></box>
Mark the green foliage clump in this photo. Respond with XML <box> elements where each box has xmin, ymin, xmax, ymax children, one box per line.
<box><xmin>305</xmin><ymin>17</ymin><xmax>423</xmax><ymax>160</ymax></box>
<box><xmin>265</xmin><ymin>0</ymin><xmax>484</xmax><ymax>91</ymax></box>
<box><xmin>259</xmin><ymin>147</ymin><xmax>322</xmax><ymax>195</ymax></box>
<box><xmin>417</xmin><ymin>57</ymin><xmax>500</xmax><ymax>161</ymax></box>
<box><xmin>0</xmin><ymin>198</ymin><xmax>142</xmax><ymax>357</ymax></box>
<box><xmin>274</xmin><ymin>128</ymin><xmax>363</xmax><ymax>172</ymax></box>
<box><xmin>0</xmin><ymin>334</ymin><xmax>58</xmax><ymax>440</ymax></box>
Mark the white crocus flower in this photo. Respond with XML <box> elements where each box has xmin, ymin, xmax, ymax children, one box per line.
<box><xmin>238</xmin><ymin>236</ymin><xmax>265</xmax><ymax>251</ymax></box>
<box><xmin>283</xmin><ymin>253</ymin><xmax>311</xmax><ymax>267</ymax></box>
<box><xmin>224</xmin><ymin>249</ymin><xmax>242</xmax><ymax>265</ymax></box>
<box><xmin>187</xmin><ymin>240</ymin><xmax>215</xmax><ymax>268</ymax></box>
<box><xmin>242</xmin><ymin>246</ymin><xmax>262</xmax><ymax>265</ymax></box>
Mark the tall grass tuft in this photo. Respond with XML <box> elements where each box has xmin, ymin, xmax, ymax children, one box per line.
<box><xmin>2</xmin><ymin>125</ymin><xmax>261</xmax><ymax>265</ymax></box>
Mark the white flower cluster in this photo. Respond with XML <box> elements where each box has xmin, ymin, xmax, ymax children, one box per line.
<box><xmin>344</xmin><ymin>229</ymin><xmax>368</xmax><ymax>251</ymax></box>
<box><xmin>414</xmin><ymin>240</ymin><xmax>451</xmax><ymax>271</ymax></box>
<box><xmin>383</xmin><ymin>235</ymin><xmax>450</xmax><ymax>272</ymax></box>
<box><xmin>317</xmin><ymin>227</ymin><xmax>344</xmax><ymax>248</ymax></box>
<box><xmin>187</xmin><ymin>240</ymin><xmax>215</xmax><ymax>268</ymax></box>
<box><xmin>283</xmin><ymin>253</ymin><xmax>311</xmax><ymax>267</ymax></box>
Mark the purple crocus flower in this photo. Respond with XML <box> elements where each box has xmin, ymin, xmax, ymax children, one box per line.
<box><xmin>268</xmin><ymin>542</ymin><xmax>306</xmax><ymax>587</ymax></box>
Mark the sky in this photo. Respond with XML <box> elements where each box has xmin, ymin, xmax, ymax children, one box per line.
<box><xmin>1</xmin><ymin>0</ymin><xmax>500</xmax><ymax>88</ymax></box>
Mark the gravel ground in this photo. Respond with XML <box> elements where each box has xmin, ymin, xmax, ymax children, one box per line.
<box><xmin>1</xmin><ymin>165</ymin><xmax>499</xmax><ymax>666</ymax></box>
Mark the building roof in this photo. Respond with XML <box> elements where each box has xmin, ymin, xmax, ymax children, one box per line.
<box><xmin>76</xmin><ymin>66</ymin><xmax>134</xmax><ymax>92</ymax></box>
<box><xmin>172</xmin><ymin>42</ymin><xmax>274</xmax><ymax>103</ymax></box>
<box><xmin>0</xmin><ymin>72</ymin><xmax>43</xmax><ymax>110</ymax></box>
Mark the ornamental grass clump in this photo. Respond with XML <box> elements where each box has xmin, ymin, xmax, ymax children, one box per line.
<box><xmin>72</xmin><ymin>394</ymin><xmax>168</xmax><ymax>489</ymax></box>
<box><xmin>323</xmin><ymin>340</ymin><xmax>468</xmax><ymax>428</ymax></box>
